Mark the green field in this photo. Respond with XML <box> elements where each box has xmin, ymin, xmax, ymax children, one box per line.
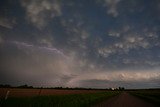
<box><xmin>129</xmin><ymin>90</ymin><xmax>160</xmax><ymax>106</ymax></box>
<box><xmin>0</xmin><ymin>91</ymin><xmax>120</xmax><ymax>107</ymax></box>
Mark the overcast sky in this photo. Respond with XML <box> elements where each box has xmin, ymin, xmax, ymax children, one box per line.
<box><xmin>0</xmin><ymin>0</ymin><xmax>160</xmax><ymax>89</ymax></box>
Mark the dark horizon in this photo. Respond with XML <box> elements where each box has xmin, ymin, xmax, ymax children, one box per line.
<box><xmin>1</xmin><ymin>83</ymin><xmax>160</xmax><ymax>90</ymax></box>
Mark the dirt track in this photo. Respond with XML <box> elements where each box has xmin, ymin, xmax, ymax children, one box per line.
<box><xmin>94</xmin><ymin>92</ymin><xmax>156</xmax><ymax>107</ymax></box>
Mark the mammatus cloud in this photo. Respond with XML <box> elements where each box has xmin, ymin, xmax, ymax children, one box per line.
<box><xmin>61</xmin><ymin>18</ymin><xmax>90</xmax><ymax>50</ymax></box>
<box><xmin>21</xmin><ymin>0</ymin><xmax>62</xmax><ymax>29</ymax></box>
<box><xmin>98</xmin><ymin>36</ymin><xmax>149</xmax><ymax>57</ymax></box>
<box><xmin>108</xmin><ymin>31</ymin><xmax>120</xmax><ymax>37</ymax></box>
<box><xmin>108</xmin><ymin>25</ymin><xmax>130</xmax><ymax>37</ymax></box>
<box><xmin>98</xmin><ymin>27</ymin><xmax>159</xmax><ymax>58</ymax></box>
<box><xmin>0</xmin><ymin>16</ymin><xmax>16</xmax><ymax>29</ymax></box>
<box><xmin>98</xmin><ymin>0</ymin><xmax>121</xmax><ymax>17</ymax></box>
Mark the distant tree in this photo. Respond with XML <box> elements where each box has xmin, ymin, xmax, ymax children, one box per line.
<box><xmin>54</xmin><ymin>87</ymin><xmax>63</xmax><ymax>89</ymax></box>
<box><xmin>118</xmin><ymin>87</ymin><xmax>125</xmax><ymax>90</ymax></box>
<box><xmin>109</xmin><ymin>88</ymin><xmax>112</xmax><ymax>90</ymax></box>
<box><xmin>0</xmin><ymin>84</ymin><xmax>11</xmax><ymax>88</ymax></box>
<box><xmin>17</xmin><ymin>84</ymin><xmax>33</xmax><ymax>88</ymax></box>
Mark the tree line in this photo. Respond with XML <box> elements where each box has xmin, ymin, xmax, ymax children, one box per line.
<box><xmin>0</xmin><ymin>84</ymin><xmax>125</xmax><ymax>90</ymax></box>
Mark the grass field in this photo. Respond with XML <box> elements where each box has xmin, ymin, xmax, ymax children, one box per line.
<box><xmin>129</xmin><ymin>89</ymin><xmax>160</xmax><ymax>106</ymax></box>
<box><xmin>0</xmin><ymin>89</ymin><xmax>120</xmax><ymax>107</ymax></box>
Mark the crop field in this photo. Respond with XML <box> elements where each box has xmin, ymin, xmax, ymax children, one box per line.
<box><xmin>128</xmin><ymin>89</ymin><xmax>160</xmax><ymax>106</ymax></box>
<box><xmin>1</xmin><ymin>88</ymin><xmax>159</xmax><ymax>107</ymax></box>
<box><xmin>0</xmin><ymin>88</ymin><xmax>106</xmax><ymax>98</ymax></box>
<box><xmin>0</xmin><ymin>88</ymin><xmax>120</xmax><ymax>107</ymax></box>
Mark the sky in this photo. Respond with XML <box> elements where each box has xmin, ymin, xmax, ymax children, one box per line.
<box><xmin>0</xmin><ymin>0</ymin><xmax>160</xmax><ymax>89</ymax></box>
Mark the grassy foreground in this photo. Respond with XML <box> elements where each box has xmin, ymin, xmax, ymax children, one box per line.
<box><xmin>129</xmin><ymin>90</ymin><xmax>160</xmax><ymax>106</ymax></box>
<box><xmin>0</xmin><ymin>91</ymin><xmax>120</xmax><ymax>107</ymax></box>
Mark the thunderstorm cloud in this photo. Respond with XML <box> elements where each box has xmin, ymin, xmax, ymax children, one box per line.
<box><xmin>0</xmin><ymin>0</ymin><xmax>160</xmax><ymax>89</ymax></box>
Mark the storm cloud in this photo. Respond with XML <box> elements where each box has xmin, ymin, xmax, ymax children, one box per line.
<box><xmin>0</xmin><ymin>0</ymin><xmax>160</xmax><ymax>89</ymax></box>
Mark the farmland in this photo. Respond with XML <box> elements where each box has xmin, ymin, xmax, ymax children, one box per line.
<box><xmin>128</xmin><ymin>89</ymin><xmax>160</xmax><ymax>106</ymax></box>
<box><xmin>0</xmin><ymin>88</ymin><xmax>107</xmax><ymax>98</ymax></box>
<box><xmin>1</xmin><ymin>88</ymin><xmax>160</xmax><ymax>107</ymax></box>
<box><xmin>0</xmin><ymin>88</ymin><xmax>120</xmax><ymax>107</ymax></box>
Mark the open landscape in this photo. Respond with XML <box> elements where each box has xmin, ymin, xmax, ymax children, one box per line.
<box><xmin>1</xmin><ymin>0</ymin><xmax>160</xmax><ymax>107</ymax></box>
<box><xmin>0</xmin><ymin>88</ymin><xmax>120</xmax><ymax>107</ymax></box>
<box><xmin>0</xmin><ymin>88</ymin><xmax>106</xmax><ymax>98</ymax></box>
<box><xmin>0</xmin><ymin>88</ymin><xmax>160</xmax><ymax>107</ymax></box>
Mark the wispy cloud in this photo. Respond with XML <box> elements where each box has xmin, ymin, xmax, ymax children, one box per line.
<box><xmin>11</xmin><ymin>41</ymin><xmax>68</xmax><ymax>58</ymax></box>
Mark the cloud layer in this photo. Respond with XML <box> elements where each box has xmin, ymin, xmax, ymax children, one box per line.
<box><xmin>0</xmin><ymin>0</ymin><xmax>160</xmax><ymax>89</ymax></box>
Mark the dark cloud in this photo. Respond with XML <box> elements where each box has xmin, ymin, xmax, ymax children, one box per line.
<box><xmin>0</xmin><ymin>0</ymin><xmax>160</xmax><ymax>88</ymax></box>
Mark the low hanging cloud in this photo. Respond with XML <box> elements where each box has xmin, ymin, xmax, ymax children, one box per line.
<box><xmin>0</xmin><ymin>40</ymin><xmax>73</xmax><ymax>87</ymax></box>
<box><xmin>66</xmin><ymin>70</ymin><xmax>160</xmax><ymax>88</ymax></box>
<box><xmin>122</xmin><ymin>58</ymin><xmax>160</xmax><ymax>67</ymax></box>
<box><xmin>0</xmin><ymin>39</ymin><xmax>160</xmax><ymax>88</ymax></box>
